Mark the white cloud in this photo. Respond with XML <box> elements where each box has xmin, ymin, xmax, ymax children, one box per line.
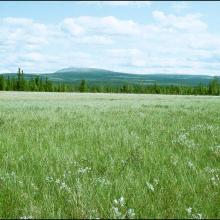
<box><xmin>171</xmin><ymin>1</ymin><xmax>190</xmax><ymax>13</ymax></box>
<box><xmin>107</xmin><ymin>49</ymin><xmax>147</xmax><ymax>68</ymax></box>
<box><xmin>1</xmin><ymin>11</ymin><xmax>220</xmax><ymax>75</ymax></box>
<box><xmin>61</xmin><ymin>16</ymin><xmax>141</xmax><ymax>36</ymax></box>
<box><xmin>2</xmin><ymin>17</ymin><xmax>33</xmax><ymax>26</ymax></box>
<box><xmin>61</xmin><ymin>18</ymin><xmax>85</xmax><ymax>36</ymax></box>
<box><xmin>152</xmin><ymin>10</ymin><xmax>207</xmax><ymax>32</ymax></box>
<box><xmin>0</xmin><ymin>17</ymin><xmax>48</xmax><ymax>49</ymax></box>
<box><xmin>75</xmin><ymin>35</ymin><xmax>114</xmax><ymax>44</ymax></box>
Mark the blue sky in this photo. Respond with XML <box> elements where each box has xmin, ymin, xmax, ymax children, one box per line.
<box><xmin>0</xmin><ymin>1</ymin><xmax>220</xmax><ymax>75</ymax></box>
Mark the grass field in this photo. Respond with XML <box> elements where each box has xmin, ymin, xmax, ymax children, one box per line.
<box><xmin>0</xmin><ymin>91</ymin><xmax>220</xmax><ymax>219</ymax></box>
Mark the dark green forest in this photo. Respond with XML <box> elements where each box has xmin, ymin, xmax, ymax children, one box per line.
<box><xmin>0</xmin><ymin>68</ymin><xmax>220</xmax><ymax>95</ymax></box>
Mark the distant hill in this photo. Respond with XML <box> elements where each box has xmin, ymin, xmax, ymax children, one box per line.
<box><xmin>1</xmin><ymin>67</ymin><xmax>219</xmax><ymax>86</ymax></box>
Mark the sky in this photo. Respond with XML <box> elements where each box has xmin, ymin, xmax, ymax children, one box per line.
<box><xmin>0</xmin><ymin>1</ymin><xmax>220</xmax><ymax>75</ymax></box>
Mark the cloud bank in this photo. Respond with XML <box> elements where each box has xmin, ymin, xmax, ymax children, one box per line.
<box><xmin>1</xmin><ymin>10</ymin><xmax>220</xmax><ymax>75</ymax></box>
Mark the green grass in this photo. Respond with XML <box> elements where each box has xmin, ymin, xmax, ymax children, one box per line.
<box><xmin>0</xmin><ymin>91</ymin><xmax>219</xmax><ymax>219</ymax></box>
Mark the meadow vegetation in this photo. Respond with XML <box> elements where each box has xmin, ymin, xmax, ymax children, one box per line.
<box><xmin>0</xmin><ymin>92</ymin><xmax>219</xmax><ymax>218</ymax></box>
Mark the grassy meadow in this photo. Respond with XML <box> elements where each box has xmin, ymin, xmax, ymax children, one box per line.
<box><xmin>0</xmin><ymin>91</ymin><xmax>220</xmax><ymax>219</ymax></box>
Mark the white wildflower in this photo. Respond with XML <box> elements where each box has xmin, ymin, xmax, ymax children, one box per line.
<box><xmin>112</xmin><ymin>196</ymin><xmax>135</xmax><ymax>219</ymax></box>
<box><xmin>20</xmin><ymin>216</ymin><xmax>32</xmax><ymax>219</ymax></box>
<box><xmin>211</xmin><ymin>174</ymin><xmax>219</xmax><ymax>186</ymax></box>
<box><xmin>205</xmin><ymin>167</ymin><xmax>220</xmax><ymax>174</ymax></box>
<box><xmin>60</xmin><ymin>181</ymin><xmax>66</xmax><ymax>189</ymax></box>
<box><xmin>112</xmin><ymin>206</ymin><xmax>122</xmax><ymax>218</ymax></box>
<box><xmin>89</xmin><ymin>209</ymin><xmax>99</xmax><ymax>219</ymax></box>
<box><xmin>59</xmin><ymin>181</ymin><xmax>71</xmax><ymax>192</ymax></box>
<box><xmin>119</xmin><ymin>196</ymin><xmax>125</xmax><ymax>206</ymax></box>
<box><xmin>186</xmin><ymin>207</ymin><xmax>192</xmax><ymax>215</ymax></box>
<box><xmin>205</xmin><ymin>167</ymin><xmax>215</xmax><ymax>174</ymax></box>
<box><xmin>197</xmin><ymin>213</ymin><xmax>202</xmax><ymax>219</ymax></box>
<box><xmin>187</xmin><ymin>161</ymin><xmax>196</xmax><ymax>170</ymax></box>
<box><xmin>78</xmin><ymin>167</ymin><xmax>91</xmax><ymax>174</ymax></box>
<box><xmin>175</xmin><ymin>132</ymin><xmax>196</xmax><ymax>149</ymax></box>
<box><xmin>186</xmin><ymin>207</ymin><xmax>203</xmax><ymax>219</ymax></box>
<box><xmin>192</xmin><ymin>213</ymin><xmax>203</xmax><ymax>219</ymax></box>
<box><xmin>127</xmin><ymin>208</ymin><xmax>135</xmax><ymax>219</ymax></box>
<box><xmin>55</xmin><ymin>179</ymin><xmax>61</xmax><ymax>184</ymax></box>
<box><xmin>114</xmin><ymin>199</ymin><xmax>118</xmax><ymax>205</ymax></box>
<box><xmin>114</xmin><ymin>196</ymin><xmax>125</xmax><ymax>207</ymax></box>
<box><xmin>146</xmin><ymin>181</ymin><xmax>155</xmax><ymax>192</ymax></box>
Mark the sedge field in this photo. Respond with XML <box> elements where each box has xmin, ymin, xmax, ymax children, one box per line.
<box><xmin>0</xmin><ymin>91</ymin><xmax>220</xmax><ymax>219</ymax></box>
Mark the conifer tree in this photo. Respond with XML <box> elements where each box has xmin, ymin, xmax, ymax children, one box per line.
<box><xmin>0</xmin><ymin>76</ymin><xmax>6</xmax><ymax>90</ymax></box>
<box><xmin>79</xmin><ymin>80</ymin><xmax>87</xmax><ymax>92</ymax></box>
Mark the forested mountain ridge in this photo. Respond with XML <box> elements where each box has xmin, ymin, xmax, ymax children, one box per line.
<box><xmin>1</xmin><ymin>67</ymin><xmax>219</xmax><ymax>86</ymax></box>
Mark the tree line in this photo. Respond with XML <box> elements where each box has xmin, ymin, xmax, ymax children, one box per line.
<box><xmin>0</xmin><ymin>68</ymin><xmax>220</xmax><ymax>95</ymax></box>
